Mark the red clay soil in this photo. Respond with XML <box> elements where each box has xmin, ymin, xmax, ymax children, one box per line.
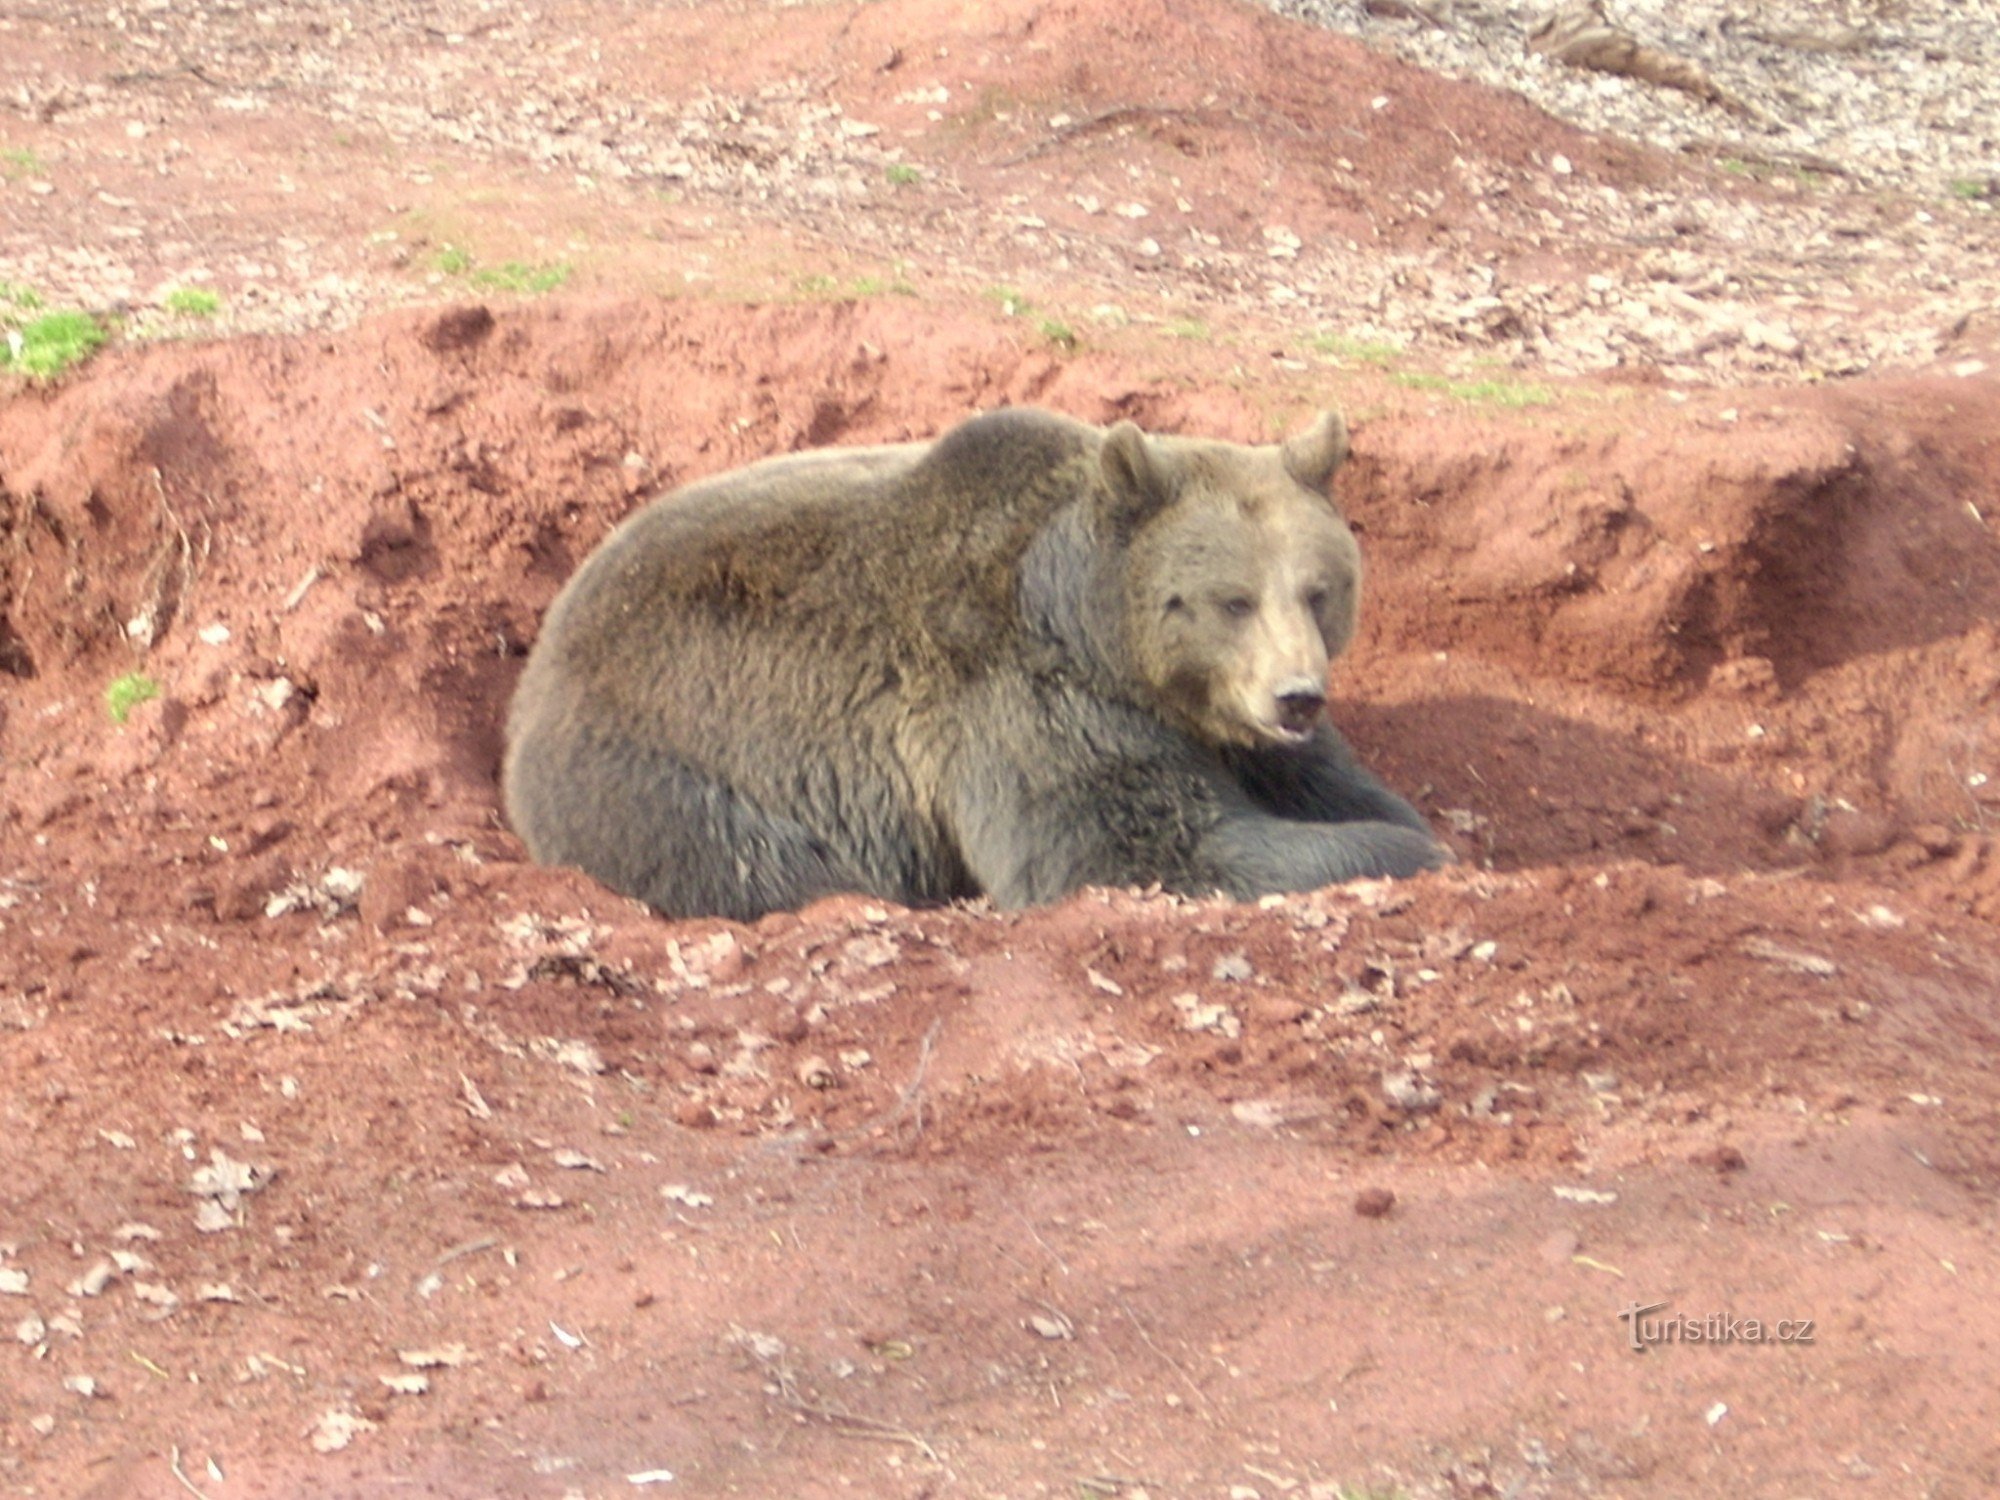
<box><xmin>5</xmin><ymin>3</ymin><xmax>2000</xmax><ymax>1499</ymax></box>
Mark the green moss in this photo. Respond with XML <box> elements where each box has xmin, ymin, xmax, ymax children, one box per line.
<box><xmin>106</xmin><ymin>672</ymin><xmax>162</xmax><ymax>725</ymax></box>
<box><xmin>884</xmin><ymin>163</ymin><xmax>922</xmax><ymax>186</ymax></box>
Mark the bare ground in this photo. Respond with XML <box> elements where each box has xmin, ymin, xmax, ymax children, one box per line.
<box><xmin>4</xmin><ymin>3</ymin><xmax>2000</xmax><ymax>1497</ymax></box>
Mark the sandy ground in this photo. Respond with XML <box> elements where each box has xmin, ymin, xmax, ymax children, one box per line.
<box><xmin>4</xmin><ymin>2</ymin><xmax>2000</xmax><ymax>1497</ymax></box>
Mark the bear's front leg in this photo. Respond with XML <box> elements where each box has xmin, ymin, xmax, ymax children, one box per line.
<box><xmin>947</xmin><ymin>735</ymin><xmax>1443</xmax><ymax>908</ymax></box>
<box><xmin>1222</xmin><ymin>722</ymin><xmax>1435</xmax><ymax>834</ymax></box>
<box><xmin>1197</xmin><ymin>805</ymin><xmax>1447</xmax><ymax>897</ymax></box>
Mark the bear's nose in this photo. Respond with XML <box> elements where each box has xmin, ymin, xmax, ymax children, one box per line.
<box><xmin>1275</xmin><ymin>685</ymin><xmax>1326</xmax><ymax>734</ymax></box>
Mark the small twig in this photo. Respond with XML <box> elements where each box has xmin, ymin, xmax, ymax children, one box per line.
<box><xmin>833</xmin><ymin>1017</ymin><xmax>941</xmax><ymax>1147</ymax></box>
<box><xmin>1680</xmin><ymin>138</ymin><xmax>1852</xmax><ymax>179</ymax></box>
<box><xmin>988</xmin><ymin>104</ymin><xmax>1288</xmax><ymax>167</ymax></box>
<box><xmin>282</xmin><ymin>564</ymin><xmax>322</xmax><ymax>612</ymax></box>
<box><xmin>1114</xmin><ymin>1297</ymin><xmax>1210</xmax><ymax>1413</ymax></box>
<box><xmin>431</xmin><ymin>1234</ymin><xmax>500</xmax><ymax>1270</ymax></box>
<box><xmin>1079</xmin><ymin>1478</ymin><xmax>1164</xmax><ymax>1498</ymax></box>
<box><xmin>773</xmin><ymin>1369</ymin><xmax>941</xmax><ymax>1462</ymax></box>
<box><xmin>167</xmin><ymin>1446</ymin><xmax>211</xmax><ymax>1500</ymax></box>
<box><xmin>1019</xmin><ymin>1214</ymin><xmax>1072</xmax><ymax>1277</ymax></box>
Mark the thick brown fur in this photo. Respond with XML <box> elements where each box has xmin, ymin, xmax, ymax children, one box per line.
<box><xmin>504</xmin><ymin>406</ymin><xmax>1446</xmax><ymax>919</ymax></box>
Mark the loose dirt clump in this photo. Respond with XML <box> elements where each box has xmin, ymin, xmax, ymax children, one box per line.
<box><xmin>4</xmin><ymin>2</ymin><xmax>2000</xmax><ymax>1497</ymax></box>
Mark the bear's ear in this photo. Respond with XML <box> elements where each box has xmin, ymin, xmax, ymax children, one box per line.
<box><xmin>1097</xmin><ymin>420</ymin><xmax>1172</xmax><ymax>529</ymax></box>
<box><xmin>1280</xmin><ymin>410</ymin><xmax>1350</xmax><ymax>492</ymax></box>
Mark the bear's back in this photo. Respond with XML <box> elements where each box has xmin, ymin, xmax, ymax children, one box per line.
<box><xmin>542</xmin><ymin>408</ymin><xmax>1101</xmax><ymax>684</ymax></box>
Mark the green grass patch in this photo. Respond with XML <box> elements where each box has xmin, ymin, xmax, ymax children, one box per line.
<box><xmin>1</xmin><ymin>146</ymin><xmax>46</xmax><ymax>178</ymax></box>
<box><xmin>105</xmin><ymin>672</ymin><xmax>161</xmax><ymax>725</ymax></box>
<box><xmin>793</xmin><ymin>270</ymin><xmax>918</xmax><ymax>301</ymax></box>
<box><xmin>1037</xmin><ymin>316</ymin><xmax>1078</xmax><ymax>351</ymax></box>
<box><xmin>1166</xmin><ymin>318</ymin><xmax>1212</xmax><ymax>341</ymax></box>
<box><xmin>978</xmin><ymin>285</ymin><xmax>1074</xmax><ymax>347</ymax></box>
<box><xmin>843</xmin><ymin>272</ymin><xmax>917</xmax><ymax>297</ymax></box>
<box><xmin>0</xmin><ymin>282</ymin><xmax>44</xmax><ymax>313</ymax></box>
<box><xmin>984</xmin><ymin>284</ymin><xmax>1032</xmax><ymax>317</ymax></box>
<box><xmin>2</xmin><ymin>308</ymin><xmax>107</xmax><ymax>379</ymax></box>
<box><xmin>1948</xmin><ymin>177</ymin><xmax>1993</xmax><ymax>201</ymax></box>
<box><xmin>425</xmin><ymin>243</ymin><xmax>570</xmax><ymax>295</ymax></box>
<box><xmin>1308</xmin><ymin>331</ymin><xmax>1403</xmax><ymax>367</ymax></box>
<box><xmin>468</xmin><ymin>260</ymin><xmax>571</xmax><ymax>294</ymax></box>
<box><xmin>164</xmin><ymin>286</ymin><xmax>222</xmax><ymax>318</ymax></box>
<box><xmin>884</xmin><ymin>163</ymin><xmax>922</xmax><ymax>187</ymax></box>
<box><xmin>1392</xmin><ymin>370</ymin><xmax>1554</xmax><ymax>408</ymax></box>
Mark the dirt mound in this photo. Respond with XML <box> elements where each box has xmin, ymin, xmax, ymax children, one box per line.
<box><xmin>5</xmin><ymin>298</ymin><xmax>2000</xmax><ymax>1496</ymax></box>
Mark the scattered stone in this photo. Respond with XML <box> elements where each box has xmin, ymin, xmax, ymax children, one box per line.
<box><xmin>397</xmin><ymin>1344</ymin><xmax>473</xmax><ymax>1369</ymax></box>
<box><xmin>1742</xmin><ymin>936</ymin><xmax>1838</xmax><ymax>977</ymax></box>
<box><xmin>1211</xmin><ymin>951</ymin><xmax>1254</xmax><ymax>982</ymax></box>
<box><xmin>1171</xmin><ymin>992</ymin><xmax>1241</xmax><ymax>1037</ymax></box>
<box><xmin>309</xmin><ymin>1408</ymin><xmax>376</xmax><ymax>1453</ymax></box>
<box><xmin>1553</xmin><ymin>1185</ymin><xmax>1618</xmax><ymax>1205</ymax></box>
<box><xmin>1353</xmin><ymin>1186</ymin><xmax>1397</xmax><ymax>1218</ymax></box>
<box><xmin>1691</xmin><ymin>1145</ymin><xmax>1748</xmax><ymax>1174</ymax></box>
<box><xmin>69</xmin><ymin>1260</ymin><xmax>119</xmax><ymax>1298</ymax></box>
<box><xmin>796</xmin><ymin>1055</ymin><xmax>836</xmax><ymax>1089</ymax></box>
<box><xmin>188</xmin><ymin>1147</ymin><xmax>273</xmax><ymax>1232</ymax></box>
<box><xmin>1380</xmin><ymin>1069</ymin><xmax>1442</xmax><ymax>1113</ymax></box>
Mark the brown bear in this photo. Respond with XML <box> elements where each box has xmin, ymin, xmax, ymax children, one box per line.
<box><xmin>503</xmin><ymin>406</ymin><xmax>1447</xmax><ymax>920</ymax></box>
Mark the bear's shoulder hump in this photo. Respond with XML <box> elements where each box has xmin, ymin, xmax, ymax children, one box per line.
<box><xmin>922</xmin><ymin>406</ymin><xmax>1094</xmax><ymax>478</ymax></box>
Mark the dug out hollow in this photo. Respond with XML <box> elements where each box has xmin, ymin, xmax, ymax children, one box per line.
<box><xmin>2</xmin><ymin>298</ymin><xmax>1997</xmax><ymax>915</ymax></box>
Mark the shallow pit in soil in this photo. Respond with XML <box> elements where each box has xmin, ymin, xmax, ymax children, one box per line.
<box><xmin>2</xmin><ymin>295</ymin><xmax>1999</xmax><ymax>1497</ymax></box>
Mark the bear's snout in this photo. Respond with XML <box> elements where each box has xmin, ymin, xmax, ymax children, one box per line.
<box><xmin>1273</xmin><ymin>680</ymin><xmax>1328</xmax><ymax>741</ymax></box>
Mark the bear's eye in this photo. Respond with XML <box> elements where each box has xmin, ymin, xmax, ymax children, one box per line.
<box><xmin>1220</xmin><ymin>595</ymin><xmax>1256</xmax><ymax>621</ymax></box>
<box><xmin>1164</xmin><ymin>593</ymin><xmax>1188</xmax><ymax>615</ymax></box>
<box><xmin>1304</xmin><ymin>586</ymin><xmax>1330</xmax><ymax>614</ymax></box>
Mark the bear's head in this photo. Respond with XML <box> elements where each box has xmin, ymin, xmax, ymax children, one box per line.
<box><xmin>1098</xmin><ymin>411</ymin><xmax>1362</xmax><ymax>750</ymax></box>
